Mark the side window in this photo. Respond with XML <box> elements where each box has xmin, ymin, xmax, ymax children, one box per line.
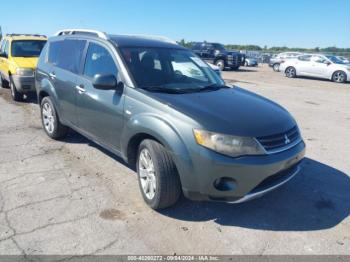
<box><xmin>312</xmin><ymin>55</ymin><xmax>327</xmax><ymax>63</ymax></box>
<box><xmin>0</xmin><ymin>40</ymin><xmax>4</xmax><ymax>53</ymax></box>
<box><xmin>48</xmin><ymin>39</ymin><xmax>86</xmax><ymax>73</ymax></box>
<box><xmin>3</xmin><ymin>40</ymin><xmax>9</xmax><ymax>56</ymax></box>
<box><xmin>48</xmin><ymin>40</ymin><xmax>63</xmax><ymax>65</ymax></box>
<box><xmin>298</xmin><ymin>55</ymin><xmax>311</xmax><ymax>62</ymax></box>
<box><xmin>59</xmin><ymin>40</ymin><xmax>86</xmax><ymax>73</ymax></box>
<box><xmin>83</xmin><ymin>43</ymin><xmax>118</xmax><ymax>78</ymax></box>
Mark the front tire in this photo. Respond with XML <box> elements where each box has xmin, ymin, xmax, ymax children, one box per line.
<box><xmin>285</xmin><ymin>66</ymin><xmax>297</xmax><ymax>78</ymax></box>
<box><xmin>10</xmin><ymin>77</ymin><xmax>23</xmax><ymax>102</ymax></box>
<box><xmin>332</xmin><ymin>71</ymin><xmax>347</xmax><ymax>83</ymax></box>
<box><xmin>137</xmin><ymin>139</ymin><xmax>181</xmax><ymax>210</ymax></box>
<box><xmin>40</xmin><ymin>96</ymin><xmax>68</xmax><ymax>139</ymax></box>
<box><xmin>215</xmin><ymin>60</ymin><xmax>225</xmax><ymax>71</ymax></box>
<box><xmin>0</xmin><ymin>75</ymin><xmax>9</xmax><ymax>89</ymax></box>
<box><xmin>273</xmin><ymin>63</ymin><xmax>280</xmax><ymax>72</ymax></box>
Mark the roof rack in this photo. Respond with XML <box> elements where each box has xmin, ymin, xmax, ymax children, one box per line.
<box><xmin>54</xmin><ymin>29</ymin><xmax>108</xmax><ymax>40</ymax></box>
<box><xmin>6</xmin><ymin>33</ymin><xmax>47</xmax><ymax>38</ymax></box>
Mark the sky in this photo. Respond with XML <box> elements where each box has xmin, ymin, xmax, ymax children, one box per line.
<box><xmin>1</xmin><ymin>0</ymin><xmax>349</xmax><ymax>48</ymax></box>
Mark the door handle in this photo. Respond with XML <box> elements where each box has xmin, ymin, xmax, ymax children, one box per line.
<box><xmin>49</xmin><ymin>72</ymin><xmax>56</xmax><ymax>79</ymax></box>
<box><xmin>76</xmin><ymin>85</ymin><xmax>86</xmax><ymax>93</ymax></box>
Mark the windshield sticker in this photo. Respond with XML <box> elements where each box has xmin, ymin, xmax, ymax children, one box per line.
<box><xmin>190</xmin><ymin>57</ymin><xmax>209</xmax><ymax>68</ymax></box>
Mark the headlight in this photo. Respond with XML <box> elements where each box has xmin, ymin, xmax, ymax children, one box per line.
<box><xmin>16</xmin><ymin>68</ymin><xmax>34</xmax><ymax>77</ymax></box>
<box><xmin>193</xmin><ymin>129</ymin><xmax>265</xmax><ymax>157</ymax></box>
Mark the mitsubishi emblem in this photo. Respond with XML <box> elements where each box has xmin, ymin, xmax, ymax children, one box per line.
<box><xmin>284</xmin><ymin>134</ymin><xmax>291</xmax><ymax>144</ymax></box>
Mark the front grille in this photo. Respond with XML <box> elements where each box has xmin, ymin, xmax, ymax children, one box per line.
<box><xmin>256</xmin><ymin>126</ymin><xmax>301</xmax><ymax>152</ymax></box>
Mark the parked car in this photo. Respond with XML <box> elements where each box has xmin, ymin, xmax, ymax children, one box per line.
<box><xmin>244</xmin><ymin>57</ymin><xmax>258</xmax><ymax>67</ymax></box>
<box><xmin>280</xmin><ymin>54</ymin><xmax>350</xmax><ymax>83</ymax></box>
<box><xmin>336</xmin><ymin>56</ymin><xmax>350</xmax><ymax>64</ymax></box>
<box><xmin>191</xmin><ymin>42</ymin><xmax>244</xmax><ymax>71</ymax></box>
<box><xmin>0</xmin><ymin>34</ymin><xmax>47</xmax><ymax>101</ymax></box>
<box><xmin>269</xmin><ymin>52</ymin><xmax>302</xmax><ymax>72</ymax></box>
<box><xmin>36</xmin><ymin>29</ymin><xmax>305</xmax><ymax>209</ymax></box>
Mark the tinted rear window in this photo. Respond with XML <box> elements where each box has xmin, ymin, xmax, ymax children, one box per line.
<box><xmin>48</xmin><ymin>39</ymin><xmax>86</xmax><ymax>73</ymax></box>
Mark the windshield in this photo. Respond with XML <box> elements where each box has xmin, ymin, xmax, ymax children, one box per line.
<box><xmin>212</xmin><ymin>44</ymin><xmax>226</xmax><ymax>51</ymax></box>
<box><xmin>326</xmin><ymin>55</ymin><xmax>347</xmax><ymax>64</ymax></box>
<box><xmin>11</xmin><ymin>40</ymin><xmax>46</xmax><ymax>57</ymax></box>
<box><xmin>120</xmin><ymin>47</ymin><xmax>225</xmax><ymax>92</ymax></box>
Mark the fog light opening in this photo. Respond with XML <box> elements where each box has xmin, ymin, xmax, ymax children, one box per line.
<box><xmin>214</xmin><ymin>177</ymin><xmax>237</xmax><ymax>192</ymax></box>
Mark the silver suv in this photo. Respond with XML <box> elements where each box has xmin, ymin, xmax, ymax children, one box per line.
<box><xmin>36</xmin><ymin>29</ymin><xmax>305</xmax><ymax>209</ymax></box>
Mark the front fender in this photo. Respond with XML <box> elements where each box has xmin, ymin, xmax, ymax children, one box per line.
<box><xmin>121</xmin><ymin>113</ymin><xmax>194</xmax><ymax>186</ymax></box>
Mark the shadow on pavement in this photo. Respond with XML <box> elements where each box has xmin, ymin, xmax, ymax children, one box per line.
<box><xmin>160</xmin><ymin>158</ymin><xmax>350</xmax><ymax>231</ymax></box>
<box><xmin>58</xmin><ymin>130</ymin><xmax>350</xmax><ymax>231</ymax></box>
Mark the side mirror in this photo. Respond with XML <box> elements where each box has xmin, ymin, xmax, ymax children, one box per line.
<box><xmin>92</xmin><ymin>74</ymin><xmax>118</xmax><ymax>90</ymax></box>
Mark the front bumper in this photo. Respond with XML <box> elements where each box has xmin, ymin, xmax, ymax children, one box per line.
<box><xmin>182</xmin><ymin>141</ymin><xmax>306</xmax><ymax>203</ymax></box>
<box><xmin>12</xmin><ymin>75</ymin><xmax>36</xmax><ymax>93</ymax></box>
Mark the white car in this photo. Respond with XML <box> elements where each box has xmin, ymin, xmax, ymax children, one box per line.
<box><xmin>280</xmin><ymin>54</ymin><xmax>350</xmax><ymax>83</ymax></box>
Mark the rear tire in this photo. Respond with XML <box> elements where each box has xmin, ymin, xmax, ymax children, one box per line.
<box><xmin>285</xmin><ymin>66</ymin><xmax>297</xmax><ymax>78</ymax></box>
<box><xmin>10</xmin><ymin>77</ymin><xmax>23</xmax><ymax>102</ymax></box>
<box><xmin>40</xmin><ymin>96</ymin><xmax>68</xmax><ymax>139</ymax></box>
<box><xmin>137</xmin><ymin>139</ymin><xmax>181</xmax><ymax>210</ymax></box>
<box><xmin>332</xmin><ymin>70</ymin><xmax>347</xmax><ymax>83</ymax></box>
<box><xmin>273</xmin><ymin>63</ymin><xmax>280</xmax><ymax>72</ymax></box>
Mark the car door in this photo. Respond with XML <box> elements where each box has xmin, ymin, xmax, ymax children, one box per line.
<box><xmin>309</xmin><ymin>55</ymin><xmax>329</xmax><ymax>78</ymax></box>
<box><xmin>75</xmin><ymin>41</ymin><xmax>125</xmax><ymax>152</ymax></box>
<box><xmin>47</xmin><ymin>39</ymin><xmax>86</xmax><ymax>126</ymax></box>
<box><xmin>296</xmin><ymin>55</ymin><xmax>312</xmax><ymax>76</ymax></box>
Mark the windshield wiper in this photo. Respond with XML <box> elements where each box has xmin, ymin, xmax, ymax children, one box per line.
<box><xmin>141</xmin><ymin>86</ymin><xmax>190</xmax><ymax>94</ymax></box>
<box><xmin>198</xmin><ymin>84</ymin><xmax>230</xmax><ymax>92</ymax></box>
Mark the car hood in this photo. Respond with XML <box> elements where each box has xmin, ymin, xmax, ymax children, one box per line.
<box><xmin>11</xmin><ymin>57</ymin><xmax>39</xmax><ymax>69</ymax></box>
<box><xmin>149</xmin><ymin>87</ymin><xmax>296</xmax><ymax>137</ymax></box>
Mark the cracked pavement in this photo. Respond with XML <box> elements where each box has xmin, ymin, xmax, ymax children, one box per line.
<box><xmin>0</xmin><ymin>65</ymin><xmax>349</xmax><ymax>255</ymax></box>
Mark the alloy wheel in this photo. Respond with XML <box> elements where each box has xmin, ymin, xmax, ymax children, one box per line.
<box><xmin>42</xmin><ymin>102</ymin><xmax>55</xmax><ymax>134</ymax></box>
<box><xmin>138</xmin><ymin>148</ymin><xmax>157</xmax><ymax>200</ymax></box>
<box><xmin>286</xmin><ymin>67</ymin><xmax>296</xmax><ymax>78</ymax></box>
<box><xmin>333</xmin><ymin>71</ymin><xmax>345</xmax><ymax>83</ymax></box>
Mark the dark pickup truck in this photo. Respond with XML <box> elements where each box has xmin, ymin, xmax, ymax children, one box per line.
<box><xmin>192</xmin><ymin>42</ymin><xmax>245</xmax><ymax>71</ymax></box>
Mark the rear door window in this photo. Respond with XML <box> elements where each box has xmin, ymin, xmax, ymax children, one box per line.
<box><xmin>48</xmin><ymin>39</ymin><xmax>86</xmax><ymax>73</ymax></box>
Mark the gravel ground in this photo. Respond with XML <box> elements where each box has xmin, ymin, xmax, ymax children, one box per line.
<box><xmin>0</xmin><ymin>65</ymin><xmax>349</xmax><ymax>255</ymax></box>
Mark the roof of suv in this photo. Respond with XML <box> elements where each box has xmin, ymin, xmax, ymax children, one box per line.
<box><xmin>53</xmin><ymin>29</ymin><xmax>184</xmax><ymax>49</ymax></box>
<box><xmin>109</xmin><ymin>35</ymin><xmax>185</xmax><ymax>49</ymax></box>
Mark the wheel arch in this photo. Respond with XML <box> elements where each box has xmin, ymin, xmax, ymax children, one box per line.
<box><xmin>121</xmin><ymin>114</ymin><xmax>194</xmax><ymax>186</ymax></box>
<box><xmin>37</xmin><ymin>78</ymin><xmax>63</xmax><ymax>120</ymax></box>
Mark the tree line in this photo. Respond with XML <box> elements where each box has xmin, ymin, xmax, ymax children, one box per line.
<box><xmin>177</xmin><ymin>39</ymin><xmax>350</xmax><ymax>55</ymax></box>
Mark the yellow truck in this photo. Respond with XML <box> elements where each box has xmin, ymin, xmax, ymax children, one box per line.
<box><xmin>0</xmin><ymin>34</ymin><xmax>47</xmax><ymax>101</ymax></box>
